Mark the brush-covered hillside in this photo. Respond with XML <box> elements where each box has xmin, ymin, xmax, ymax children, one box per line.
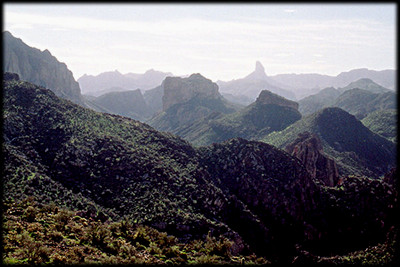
<box><xmin>174</xmin><ymin>90</ymin><xmax>302</xmax><ymax>146</ymax></box>
<box><xmin>361</xmin><ymin>109</ymin><xmax>397</xmax><ymax>143</ymax></box>
<box><xmin>3</xmin><ymin>73</ymin><xmax>398</xmax><ymax>264</ymax></box>
<box><xmin>263</xmin><ymin>107</ymin><xmax>396</xmax><ymax>178</ymax></box>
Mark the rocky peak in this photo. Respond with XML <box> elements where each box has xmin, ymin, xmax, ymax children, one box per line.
<box><xmin>244</xmin><ymin>61</ymin><xmax>268</xmax><ymax>81</ymax></box>
<box><xmin>255</xmin><ymin>61</ymin><xmax>265</xmax><ymax>74</ymax></box>
<box><xmin>285</xmin><ymin>132</ymin><xmax>340</xmax><ymax>187</ymax></box>
<box><xmin>162</xmin><ymin>73</ymin><xmax>220</xmax><ymax>111</ymax></box>
<box><xmin>256</xmin><ymin>90</ymin><xmax>299</xmax><ymax>110</ymax></box>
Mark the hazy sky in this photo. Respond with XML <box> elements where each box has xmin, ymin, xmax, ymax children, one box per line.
<box><xmin>4</xmin><ymin>3</ymin><xmax>396</xmax><ymax>81</ymax></box>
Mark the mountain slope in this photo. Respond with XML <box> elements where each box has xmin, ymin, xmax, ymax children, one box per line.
<box><xmin>298</xmin><ymin>78</ymin><xmax>396</xmax><ymax>118</ymax></box>
<box><xmin>333</xmin><ymin>89</ymin><xmax>396</xmax><ymax>120</ymax></box>
<box><xmin>3</xmin><ymin>73</ymin><xmax>397</xmax><ymax>263</ymax></box>
<box><xmin>2</xmin><ymin>73</ymin><xmax>309</xmax><ymax>260</ymax></box>
<box><xmin>361</xmin><ymin>109</ymin><xmax>397</xmax><ymax>143</ymax></box>
<box><xmin>338</xmin><ymin>78</ymin><xmax>391</xmax><ymax>94</ymax></box>
<box><xmin>87</xmin><ymin>89</ymin><xmax>151</xmax><ymax>121</ymax></box>
<box><xmin>263</xmin><ymin>107</ymin><xmax>396</xmax><ymax>178</ymax></box>
<box><xmin>177</xmin><ymin>90</ymin><xmax>301</xmax><ymax>146</ymax></box>
<box><xmin>298</xmin><ymin>87</ymin><xmax>341</xmax><ymax>115</ymax></box>
<box><xmin>3</xmin><ymin>31</ymin><xmax>84</xmax><ymax>105</ymax></box>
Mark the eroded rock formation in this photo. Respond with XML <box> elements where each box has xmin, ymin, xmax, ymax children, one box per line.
<box><xmin>162</xmin><ymin>73</ymin><xmax>220</xmax><ymax>111</ymax></box>
<box><xmin>285</xmin><ymin>132</ymin><xmax>339</xmax><ymax>186</ymax></box>
<box><xmin>3</xmin><ymin>31</ymin><xmax>84</xmax><ymax>106</ymax></box>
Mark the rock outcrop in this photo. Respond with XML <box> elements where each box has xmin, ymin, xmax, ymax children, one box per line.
<box><xmin>256</xmin><ymin>90</ymin><xmax>299</xmax><ymax>110</ymax></box>
<box><xmin>3</xmin><ymin>31</ymin><xmax>84</xmax><ymax>106</ymax></box>
<box><xmin>162</xmin><ymin>73</ymin><xmax>220</xmax><ymax>111</ymax></box>
<box><xmin>285</xmin><ymin>132</ymin><xmax>339</xmax><ymax>186</ymax></box>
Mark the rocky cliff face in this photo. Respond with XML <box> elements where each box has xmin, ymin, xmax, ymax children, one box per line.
<box><xmin>256</xmin><ymin>90</ymin><xmax>299</xmax><ymax>110</ymax></box>
<box><xmin>3</xmin><ymin>31</ymin><xmax>84</xmax><ymax>106</ymax></box>
<box><xmin>162</xmin><ymin>73</ymin><xmax>220</xmax><ymax>111</ymax></box>
<box><xmin>285</xmin><ymin>132</ymin><xmax>339</xmax><ymax>187</ymax></box>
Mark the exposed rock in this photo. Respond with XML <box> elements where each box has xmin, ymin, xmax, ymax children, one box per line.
<box><xmin>244</xmin><ymin>61</ymin><xmax>268</xmax><ymax>80</ymax></box>
<box><xmin>3</xmin><ymin>31</ymin><xmax>84</xmax><ymax>106</ymax></box>
<box><xmin>256</xmin><ymin>90</ymin><xmax>299</xmax><ymax>110</ymax></box>
<box><xmin>162</xmin><ymin>73</ymin><xmax>220</xmax><ymax>111</ymax></box>
<box><xmin>285</xmin><ymin>132</ymin><xmax>339</xmax><ymax>186</ymax></box>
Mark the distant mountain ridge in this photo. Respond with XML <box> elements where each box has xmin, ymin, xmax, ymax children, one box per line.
<box><xmin>78</xmin><ymin>69</ymin><xmax>173</xmax><ymax>95</ymax></box>
<box><xmin>3</xmin><ymin>31</ymin><xmax>84</xmax><ymax>106</ymax></box>
<box><xmin>270</xmin><ymin>68</ymin><xmax>396</xmax><ymax>98</ymax></box>
<box><xmin>217</xmin><ymin>61</ymin><xmax>296</xmax><ymax>101</ymax></box>
<box><xmin>298</xmin><ymin>78</ymin><xmax>396</xmax><ymax>118</ymax></box>
<box><xmin>332</xmin><ymin>89</ymin><xmax>396</xmax><ymax>120</ymax></box>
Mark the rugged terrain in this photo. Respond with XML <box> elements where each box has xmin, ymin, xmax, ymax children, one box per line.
<box><xmin>173</xmin><ymin>90</ymin><xmax>302</xmax><ymax>146</ymax></box>
<box><xmin>3</xmin><ymin>31</ymin><xmax>84</xmax><ymax>106</ymax></box>
<box><xmin>263</xmin><ymin>107</ymin><xmax>396</xmax><ymax>178</ymax></box>
<box><xmin>298</xmin><ymin>78</ymin><xmax>396</xmax><ymax>119</ymax></box>
<box><xmin>3</xmin><ymin>73</ymin><xmax>397</xmax><ymax>264</ymax></box>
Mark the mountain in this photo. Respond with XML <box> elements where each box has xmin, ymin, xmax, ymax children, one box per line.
<box><xmin>85</xmin><ymin>89</ymin><xmax>151</xmax><ymax>121</ymax></box>
<box><xmin>338</xmin><ymin>78</ymin><xmax>391</xmax><ymax>94</ymax></box>
<box><xmin>361</xmin><ymin>109</ymin><xmax>397</xmax><ymax>143</ymax></box>
<box><xmin>167</xmin><ymin>90</ymin><xmax>301</xmax><ymax>146</ymax></box>
<box><xmin>217</xmin><ymin>61</ymin><xmax>296</xmax><ymax>101</ymax></box>
<box><xmin>332</xmin><ymin>88</ymin><xmax>396</xmax><ymax>120</ymax></box>
<box><xmin>298</xmin><ymin>87</ymin><xmax>341</xmax><ymax>115</ymax></box>
<box><xmin>3</xmin><ymin>73</ymin><xmax>247</xmax><ymax>251</ymax></box>
<box><xmin>148</xmin><ymin>73</ymin><xmax>238</xmax><ymax>132</ymax></box>
<box><xmin>3</xmin><ymin>31</ymin><xmax>84</xmax><ymax>106</ymax></box>
<box><xmin>269</xmin><ymin>68</ymin><xmax>396</xmax><ymax>97</ymax></box>
<box><xmin>77</xmin><ymin>69</ymin><xmax>172</xmax><ymax>95</ymax></box>
<box><xmin>334</xmin><ymin>68</ymin><xmax>396</xmax><ymax>90</ymax></box>
<box><xmin>263</xmin><ymin>107</ymin><xmax>396</xmax><ymax>178</ymax></box>
<box><xmin>298</xmin><ymin>78</ymin><xmax>395</xmax><ymax>118</ymax></box>
<box><xmin>126</xmin><ymin>68</ymin><xmax>173</xmax><ymax>89</ymax></box>
<box><xmin>3</xmin><ymin>73</ymin><xmax>397</xmax><ymax>263</ymax></box>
